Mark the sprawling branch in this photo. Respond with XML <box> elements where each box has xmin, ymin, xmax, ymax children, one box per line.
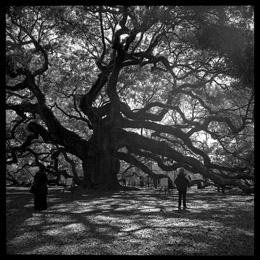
<box><xmin>112</xmin><ymin>128</ymin><xmax>205</xmax><ymax>169</ymax></box>
<box><xmin>51</xmin><ymin>148</ymin><xmax>83</xmax><ymax>185</ymax></box>
<box><xmin>79</xmin><ymin>71</ymin><xmax>110</xmax><ymax>123</ymax></box>
<box><xmin>119</xmin><ymin>116</ymin><xmax>212</xmax><ymax>166</ymax></box>
<box><xmin>116</xmin><ymin>152</ymin><xmax>170</xmax><ymax>180</ymax></box>
<box><xmin>6</xmin><ymin>131</ymin><xmax>39</xmax><ymax>165</ymax></box>
<box><xmin>6</xmin><ymin>103</ymin><xmax>39</xmax><ymax>117</ymax></box>
<box><xmin>6</xmin><ymin>79</ymin><xmax>30</xmax><ymax>91</ymax></box>
<box><xmin>112</xmin><ymin>128</ymin><xmax>248</xmax><ymax>186</ymax></box>
<box><xmin>10</xmin><ymin>19</ymin><xmax>49</xmax><ymax>77</ymax></box>
<box><xmin>27</xmin><ymin>109</ymin><xmax>89</xmax><ymax>161</ymax></box>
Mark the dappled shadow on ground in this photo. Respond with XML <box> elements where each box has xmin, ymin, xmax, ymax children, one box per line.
<box><xmin>6</xmin><ymin>186</ymin><xmax>254</xmax><ymax>255</ymax></box>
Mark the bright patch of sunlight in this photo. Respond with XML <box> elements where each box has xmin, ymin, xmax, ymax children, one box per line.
<box><xmin>45</xmin><ymin>223</ymin><xmax>87</xmax><ymax>236</ymax></box>
<box><xmin>11</xmin><ymin>231</ymin><xmax>38</xmax><ymax>244</ymax></box>
<box><xmin>236</xmin><ymin>228</ymin><xmax>254</xmax><ymax>237</ymax></box>
<box><xmin>191</xmin><ymin>130</ymin><xmax>215</xmax><ymax>146</ymax></box>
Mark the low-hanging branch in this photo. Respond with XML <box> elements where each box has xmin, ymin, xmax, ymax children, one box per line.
<box><xmin>118</xmin><ymin>115</ymin><xmax>212</xmax><ymax>166</ymax></box>
<box><xmin>51</xmin><ymin>148</ymin><xmax>82</xmax><ymax>185</ymax></box>
<box><xmin>130</xmin><ymin>149</ymin><xmax>181</xmax><ymax>172</ymax></box>
<box><xmin>112</xmin><ymin>128</ymin><xmax>248</xmax><ymax>185</ymax></box>
<box><xmin>27</xmin><ymin>119</ymin><xmax>89</xmax><ymax>161</ymax></box>
<box><xmin>116</xmin><ymin>151</ymin><xmax>170</xmax><ymax>180</ymax></box>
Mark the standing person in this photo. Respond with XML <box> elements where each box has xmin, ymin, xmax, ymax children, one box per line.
<box><xmin>146</xmin><ymin>176</ymin><xmax>150</xmax><ymax>188</ymax></box>
<box><xmin>174</xmin><ymin>168</ymin><xmax>191</xmax><ymax>210</ymax></box>
<box><xmin>140</xmin><ymin>176</ymin><xmax>144</xmax><ymax>187</ymax></box>
<box><xmin>33</xmin><ymin>165</ymin><xmax>48</xmax><ymax>210</ymax></box>
<box><xmin>122</xmin><ymin>173</ymin><xmax>126</xmax><ymax>187</ymax></box>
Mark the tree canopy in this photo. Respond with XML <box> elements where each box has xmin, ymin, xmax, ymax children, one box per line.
<box><xmin>6</xmin><ymin>6</ymin><xmax>254</xmax><ymax>191</ymax></box>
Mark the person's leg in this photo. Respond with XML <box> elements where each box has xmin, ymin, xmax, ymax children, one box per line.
<box><xmin>178</xmin><ymin>191</ymin><xmax>182</xmax><ymax>209</ymax></box>
<box><xmin>39</xmin><ymin>194</ymin><xmax>47</xmax><ymax>210</ymax></box>
<box><xmin>38</xmin><ymin>194</ymin><xmax>43</xmax><ymax>210</ymax></box>
<box><xmin>183</xmin><ymin>190</ymin><xmax>187</xmax><ymax>208</ymax></box>
<box><xmin>34</xmin><ymin>195</ymin><xmax>41</xmax><ymax>210</ymax></box>
<box><xmin>41</xmin><ymin>195</ymin><xmax>47</xmax><ymax>210</ymax></box>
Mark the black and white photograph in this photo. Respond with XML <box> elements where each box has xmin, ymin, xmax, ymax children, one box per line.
<box><xmin>6</xmin><ymin>5</ymin><xmax>254</xmax><ymax>255</ymax></box>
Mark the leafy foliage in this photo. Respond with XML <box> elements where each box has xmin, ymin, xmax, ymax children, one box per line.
<box><xmin>6</xmin><ymin>6</ymin><xmax>254</xmax><ymax>190</ymax></box>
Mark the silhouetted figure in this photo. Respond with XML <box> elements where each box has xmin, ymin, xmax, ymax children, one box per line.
<box><xmin>146</xmin><ymin>176</ymin><xmax>149</xmax><ymax>187</ymax></box>
<box><xmin>174</xmin><ymin>168</ymin><xmax>191</xmax><ymax>210</ymax></box>
<box><xmin>140</xmin><ymin>176</ymin><xmax>144</xmax><ymax>187</ymax></box>
<box><xmin>122</xmin><ymin>173</ymin><xmax>126</xmax><ymax>187</ymax></box>
<box><xmin>33</xmin><ymin>165</ymin><xmax>48</xmax><ymax>210</ymax></box>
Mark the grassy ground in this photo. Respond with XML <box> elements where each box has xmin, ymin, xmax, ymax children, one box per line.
<box><xmin>6</xmin><ymin>186</ymin><xmax>254</xmax><ymax>255</ymax></box>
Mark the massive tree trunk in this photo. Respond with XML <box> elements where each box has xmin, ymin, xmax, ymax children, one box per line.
<box><xmin>83</xmin><ymin>151</ymin><xmax>121</xmax><ymax>189</ymax></box>
<box><xmin>81</xmin><ymin>125</ymin><xmax>121</xmax><ymax>189</ymax></box>
<box><xmin>77</xmin><ymin>56</ymin><xmax>124</xmax><ymax>189</ymax></box>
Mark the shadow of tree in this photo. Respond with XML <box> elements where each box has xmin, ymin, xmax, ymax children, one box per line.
<box><xmin>6</xmin><ymin>187</ymin><xmax>254</xmax><ymax>255</ymax></box>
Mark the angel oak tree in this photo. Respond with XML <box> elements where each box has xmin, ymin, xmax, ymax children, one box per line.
<box><xmin>6</xmin><ymin>6</ymin><xmax>254</xmax><ymax>191</ymax></box>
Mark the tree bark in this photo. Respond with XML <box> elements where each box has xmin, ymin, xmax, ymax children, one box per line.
<box><xmin>82</xmin><ymin>152</ymin><xmax>121</xmax><ymax>190</ymax></box>
<box><xmin>80</xmin><ymin>127</ymin><xmax>121</xmax><ymax>190</ymax></box>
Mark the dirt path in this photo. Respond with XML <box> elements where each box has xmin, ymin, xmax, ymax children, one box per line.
<box><xmin>6</xmin><ymin>186</ymin><xmax>254</xmax><ymax>255</ymax></box>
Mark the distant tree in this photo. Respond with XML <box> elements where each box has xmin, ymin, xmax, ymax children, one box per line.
<box><xmin>6</xmin><ymin>6</ymin><xmax>254</xmax><ymax>191</ymax></box>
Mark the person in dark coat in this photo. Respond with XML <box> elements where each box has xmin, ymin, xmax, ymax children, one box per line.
<box><xmin>33</xmin><ymin>165</ymin><xmax>48</xmax><ymax>210</ymax></box>
<box><xmin>174</xmin><ymin>168</ymin><xmax>191</xmax><ymax>210</ymax></box>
